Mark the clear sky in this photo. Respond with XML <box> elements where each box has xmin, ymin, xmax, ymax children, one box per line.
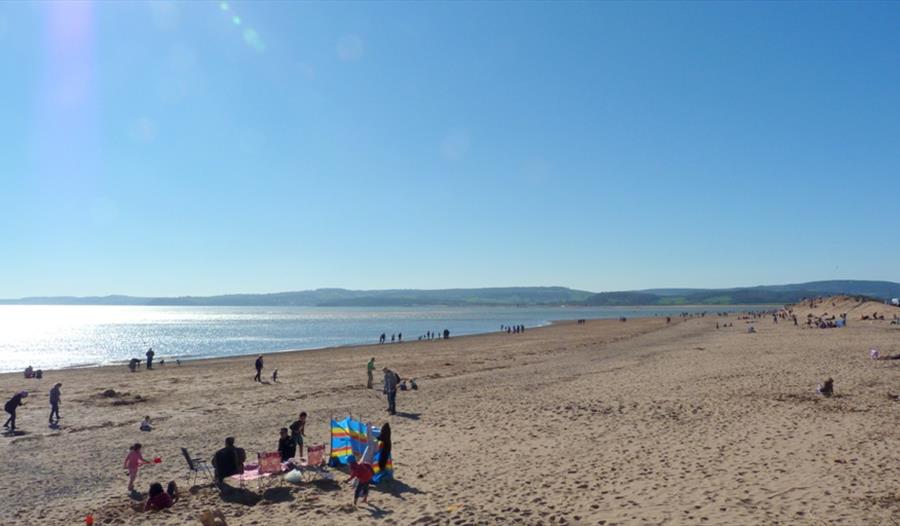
<box><xmin>1</xmin><ymin>1</ymin><xmax>899</xmax><ymax>298</ymax></box>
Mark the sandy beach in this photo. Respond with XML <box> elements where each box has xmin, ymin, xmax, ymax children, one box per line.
<box><xmin>1</xmin><ymin>307</ymin><xmax>898</xmax><ymax>525</ymax></box>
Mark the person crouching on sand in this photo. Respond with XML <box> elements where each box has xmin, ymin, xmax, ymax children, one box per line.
<box><xmin>124</xmin><ymin>443</ymin><xmax>152</xmax><ymax>492</ymax></box>
<box><xmin>817</xmin><ymin>378</ymin><xmax>834</xmax><ymax>397</ymax></box>
<box><xmin>4</xmin><ymin>391</ymin><xmax>27</xmax><ymax>432</ymax></box>
<box><xmin>346</xmin><ymin>459</ymin><xmax>374</xmax><ymax>506</ymax></box>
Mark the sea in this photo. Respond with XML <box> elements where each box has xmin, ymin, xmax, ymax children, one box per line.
<box><xmin>0</xmin><ymin>304</ymin><xmax>767</xmax><ymax>373</ymax></box>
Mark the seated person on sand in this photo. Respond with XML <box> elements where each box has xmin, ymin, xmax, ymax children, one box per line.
<box><xmin>278</xmin><ymin>427</ymin><xmax>294</xmax><ymax>462</ymax></box>
<box><xmin>212</xmin><ymin>437</ymin><xmax>246</xmax><ymax>483</ymax></box>
<box><xmin>144</xmin><ymin>481</ymin><xmax>178</xmax><ymax>511</ymax></box>
<box><xmin>140</xmin><ymin>416</ymin><xmax>153</xmax><ymax>432</ymax></box>
<box><xmin>816</xmin><ymin>378</ymin><xmax>834</xmax><ymax>397</ymax></box>
<box><xmin>24</xmin><ymin>366</ymin><xmax>33</xmax><ymax>379</ymax></box>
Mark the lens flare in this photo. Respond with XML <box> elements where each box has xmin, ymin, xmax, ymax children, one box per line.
<box><xmin>216</xmin><ymin>3</ymin><xmax>264</xmax><ymax>53</ymax></box>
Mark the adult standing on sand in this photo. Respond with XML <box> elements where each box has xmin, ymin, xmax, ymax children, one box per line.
<box><xmin>146</xmin><ymin>348</ymin><xmax>155</xmax><ymax>370</ymax></box>
<box><xmin>49</xmin><ymin>383</ymin><xmax>62</xmax><ymax>424</ymax></box>
<box><xmin>367</xmin><ymin>358</ymin><xmax>376</xmax><ymax>389</ymax></box>
<box><xmin>254</xmin><ymin>355</ymin><xmax>264</xmax><ymax>382</ymax></box>
<box><xmin>383</xmin><ymin>368</ymin><xmax>398</xmax><ymax>415</ymax></box>
<box><xmin>3</xmin><ymin>391</ymin><xmax>27</xmax><ymax>432</ymax></box>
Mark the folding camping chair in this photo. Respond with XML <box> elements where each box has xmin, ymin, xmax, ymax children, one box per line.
<box><xmin>181</xmin><ymin>447</ymin><xmax>214</xmax><ymax>486</ymax></box>
<box><xmin>297</xmin><ymin>444</ymin><xmax>332</xmax><ymax>481</ymax></box>
<box><xmin>255</xmin><ymin>451</ymin><xmax>284</xmax><ymax>491</ymax></box>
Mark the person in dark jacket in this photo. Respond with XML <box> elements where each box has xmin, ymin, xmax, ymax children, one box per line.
<box><xmin>49</xmin><ymin>383</ymin><xmax>62</xmax><ymax>424</ymax></box>
<box><xmin>278</xmin><ymin>428</ymin><xmax>295</xmax><ymax>462</ymax></box>
<box><xmin>211</xmin><ymin>437</ymin><xmax>246</xmax><ymax>483</ymax></box>
<box><xmin>4</xmin><ymin>391</ymin><xmax>28</xmax><ymax>432</ymax></box>
<box><xmin>383</xmin><ymin>368</ymin><xmax>398</xmax><ymax>415</ymax></box>
<box><xmin>254</xmin><ymin>356</ymin><xmax>264</xmax><ymax>382</ymax></box>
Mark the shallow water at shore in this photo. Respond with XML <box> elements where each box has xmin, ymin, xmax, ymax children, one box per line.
<box><xmin>0</xmin><ymin>304</ymin><xmax>765</xmax><ymax>372</ymax></box>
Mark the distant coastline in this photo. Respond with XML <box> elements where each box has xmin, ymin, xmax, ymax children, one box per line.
<box><xmin>1</xmin><ymin>280</ymin><xmax>898</xmax><ymax>307</ymax></box>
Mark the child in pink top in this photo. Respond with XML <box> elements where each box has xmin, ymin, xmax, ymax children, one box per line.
<box><xmin>124</xmin><ymin>443</ymin><xmax>150</xmax><ymax>492</ymax></box>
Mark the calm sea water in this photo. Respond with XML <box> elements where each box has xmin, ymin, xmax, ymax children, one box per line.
<box><xmin>0</xmin><ymin>304</ymin><xmax>764</xmax><ymax>372</ymax></box>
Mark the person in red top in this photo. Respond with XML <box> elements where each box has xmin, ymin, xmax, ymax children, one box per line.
<box><xmin>144</xmin><ymin>482</ymin><xmax>173</xmax><ymax>511</ymax></box>
<box><xmin>346</xmin><ymin>460</ymin><xmax>374</xmax><ymax>506</ymax></box>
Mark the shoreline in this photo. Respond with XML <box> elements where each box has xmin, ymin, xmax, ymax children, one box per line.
<box><xmin>2</xmin><ymin>304</ymin><xmax>778</xmax><ymax>376</ymax></box>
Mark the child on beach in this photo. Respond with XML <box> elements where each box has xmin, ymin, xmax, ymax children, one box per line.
<box><xmin>140</xmin><ymin>416</ymin><xmax>152</xmax><ymax>431</ymax></box>
<box><xmin>345</xmin><ymin>460</ymin><xmax>374</xmax><ymax>506</ymax></box>
<box><xmin>144</xmin><ymin>482</ymin><xmax>173</xmax><ymax>510</ymax></box>
<box><xmin>817</xmin><ymin>378</ymin><xmax>834</xmax><ymax>397</ymax></box>
<box><xmin>124</xmin><ymin>443</ymin><xmax>151</xmax><ymax>492</ymax></box>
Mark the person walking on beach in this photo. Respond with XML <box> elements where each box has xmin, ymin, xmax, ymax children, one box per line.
<box><xmin>146</xmin><ymin>348</ymin><xmax>155</xmax><ymax>370</ymax></box>
<box><xmin>124</xmin><ymin>443</ymin><xmax>150</xmax><ymax>493</ymax></box>
<box><xmin>254</xmin><ymin>355</ymin><xmax>264</xmax><ymax>382</ymax></box>
<box><xmin>383</xmin><ymin>368</ymin><xmax>398</xmax><ymax>415</ymax></box>
<box><xmin>367</xmin><ymin>358</ymin><xmax>376</xmax><ymax>389</ymax></box>
<box><xmin>3</xmin><ymin>391</ymin><xmax>27</xmax><ymax>432</ymax></box>
<box><xmin>49</xmin><ymin>383</ymin><xmax>62</xmax><ymax>424</ymax></box>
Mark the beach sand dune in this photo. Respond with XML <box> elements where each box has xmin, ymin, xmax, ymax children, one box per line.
<box><xmin>789</xmin><ymin>295</ymin><xmax>900</xmax><ymax>322</ymax></box>
<box><xmin>1</xmin><ymin>315</ymin><xmax>898</xmax><ymax>525</ymax></box>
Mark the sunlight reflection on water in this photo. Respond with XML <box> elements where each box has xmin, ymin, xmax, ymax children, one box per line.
<box><xmin>0</xmin><ymin>305</ymin><xmax>758</xmax><ymax>372</ymax></box>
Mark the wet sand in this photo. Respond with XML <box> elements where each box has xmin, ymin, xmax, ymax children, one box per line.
<box><xmin>1</xmin><ymin>310</ymin><xmax>898</xmax><ymax>525</ymax></box>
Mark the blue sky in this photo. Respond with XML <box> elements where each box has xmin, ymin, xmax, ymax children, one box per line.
<box><xmin>1</xmin><ymin>1</ymin><xmax>899</xmax><ymax>297</ymax></box>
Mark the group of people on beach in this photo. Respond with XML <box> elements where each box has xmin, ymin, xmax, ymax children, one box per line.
<box><xmin>123</xmin><ymin>442</ymin><xmax>179</xmax><ymax>510</ymax></box>
<box><xmin>2</xmin><ymin>381</ymin><xmax>64</xmax><ymax>433</ymax></box>
<box><xmin>200</xmin><ymin>414</ymin><xmax>391</xmax><ymax>507</ymax></box>
<box><xmin>380</xmin><ymin>329</ymin><xmax>451</xmax><ymax>344</ymax></box>
<box><xmin>501</xmin><ymin>324</ymin><xmax>525</xmax><ymax>334</ymax></box>
<box><xmin>128</xmin><ymin>348</ymin><xmax>180</xmax><ymax>372</ymax></box>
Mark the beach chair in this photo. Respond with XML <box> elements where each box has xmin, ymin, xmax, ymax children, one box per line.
<box><xmin>255</xmin><ymin>451</ymin><xmax>284</xmax><ymax>491</ymax></box>
<box><xmin>181</xmin><ymin>447</ymin><xmax>214</xmax><ymax>486</ymax></box>
<box><xmin>297</xmin><ymin>444</ymin><xmax>332</xmax><ymax>481</ymax></box>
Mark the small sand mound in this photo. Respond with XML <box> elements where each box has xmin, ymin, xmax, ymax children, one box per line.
<box><xmin>92</xmin><ymin>389</ymin><xmax>146</xmax><ymax>406</ymax></box>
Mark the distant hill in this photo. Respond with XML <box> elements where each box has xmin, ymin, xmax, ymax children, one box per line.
<box><xmin>0</xmin><ymin>287</ymin><xmax>594</xmax><ymax>307</ymax></box>
<box><xmin>582</xmin><ymin>280</ymin><xmax>900</xmax><ymax>306</ymax></box>
<box><xmin>2</xmin><ymin>281</ymin><xmax>897</xmax><ymax>307</ymax></box>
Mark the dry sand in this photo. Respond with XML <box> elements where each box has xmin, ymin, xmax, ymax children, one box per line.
<box><xmin>1</xmin><ymin>308</ymin><xmax>898</xmax><ymax>525</ymax></box>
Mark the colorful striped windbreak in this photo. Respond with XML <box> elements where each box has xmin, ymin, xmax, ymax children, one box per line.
<box><xmin>329</xmin><ymin>417</ymin><xmax>394</xmax><ymax>483</ymax></box>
